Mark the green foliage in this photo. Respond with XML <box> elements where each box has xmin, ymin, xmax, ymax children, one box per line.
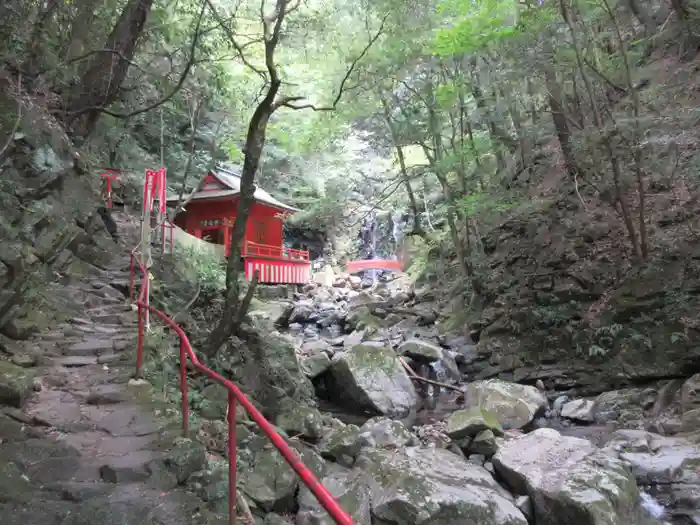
<box><xmin>433</xmin><ymin>0</ymin><xmax>521</xmax><ymax>55</ymax></box>
<box><xmin>457</xmin><ymin>192</ymin><xmax>516</xmax><ymax>218</ymax></box>
<box><xmin>173</xmin><ymin>245</ymin><xmax>226</xmax><ymax>294</ymax></box>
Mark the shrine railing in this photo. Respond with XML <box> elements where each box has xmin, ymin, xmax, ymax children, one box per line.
<box><xmin>128</xmin><ymin>248</ymin><xmax>353</xmax><ymax>525</ymax></box>
<box><xmin>243</xmin><ymin>240</ymin><xmax>310</xmax><ymax>262</ymax></box>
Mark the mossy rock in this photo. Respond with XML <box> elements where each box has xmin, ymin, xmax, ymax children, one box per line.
<box><xmin>0</xmin><ymin>360</ymin><xmax>36</xmax><ymax>407</ymax></box>
<box><xmin>446</xmin><ymin>407</ymin><xmax>503</xmax><ymax>440</ymax></box>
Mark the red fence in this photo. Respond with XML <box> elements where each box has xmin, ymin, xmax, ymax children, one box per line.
<box><xmin>129</xmin><ymin>249</ymin><xmax>354</xmax><ymax>525</ymax></box>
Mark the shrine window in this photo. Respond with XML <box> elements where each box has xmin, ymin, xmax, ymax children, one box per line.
<box><xmin>254</xmin><ymin>221</ymin><xmax>267</xmax><ymax>243</ymax></box>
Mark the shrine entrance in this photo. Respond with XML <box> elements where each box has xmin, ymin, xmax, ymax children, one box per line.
<box><xmin>201</xmin><ymin>227</ymin><xmax>224</xmax><ymax>245</ymax></box>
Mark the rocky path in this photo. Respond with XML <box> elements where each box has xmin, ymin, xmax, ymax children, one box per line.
<box><xmin>0</xmin><ymin>212</ymin><xmax>220</xmax><ymax>525</ymax></box>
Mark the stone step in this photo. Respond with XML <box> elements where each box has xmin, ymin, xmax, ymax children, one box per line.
<box><xmin>89</xmin><ymin>313</ymin><xmax>135</xmax><ymax>325</ymax></box>
<box><xmin>63</xmin><ymin>338</ymin><xmax>128</xmax><ymax>357</ymax></box>
<box><xmin>86</xmin><ymin>303</ymin><xmax>134</xmax><ymax>314</ymax></box>
<box><xmin>86</xmin><ymin>385</ymin><xmax>128</xmax><ymax>405</ymax></box>
<box><xmin>54</xmin><ymin>356</ymin><xmax>100</xmax><ymax>367</ymax></box>
<box><xmin>70</xmin><ymin>323</ymin><xmax>125</xmax><ymax>335</ymax></box>
<box><xmin>97</xmin><ymin>353</ymin><xmax>128</xmax><ymax>365</ymax></box>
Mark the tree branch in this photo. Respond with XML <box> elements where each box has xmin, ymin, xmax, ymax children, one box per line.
<box><xmin>61</xmin><ymin>1</ymin><xmax>206</xmax><ymax>120</ymax></box>
<box><xmin>273</xmin><ymin>12</ymin><xmax>389</xmax><ymax>111</ymax></box>
<box><xmin>0</xmin><ymin>73</ymin><xmax>22</xmax><ymax>160</ymax></box>
<box><xmin>204</xmin><ymin>0</ymin><xmax>268</xmax><ymax>82</ymax></box>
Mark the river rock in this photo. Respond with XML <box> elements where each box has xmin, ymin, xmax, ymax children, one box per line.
<box><xmin>602</xmin><ymin>429</ymin><xmax>699</xmax><ymax>524</ymax></box>
<box><xmin>356</xmin><ymin>446</ymin><xmax>528</xmax><ymax>525</ymax></box>
<box><xmin>289</xmin><ymin>304</ymin><xmax>315</xmax><ymax>324</ymax></box>
<box><xmin>241</xmin><ymin>437</ymin><xmax>326</xmax><ymax>512</ymax></box>
<box><xmin>560</xmin><ymin>398</ymin><xmax>595</xmax><ymax>422</ymax></box>
<box><xmin>297</xmin><ymin>469</ymin><xmax>371</xmax><ymax>525</ymax></box>
<box><xmin>469</xmin><ymin>429</ymin><xmax>499</xmax><ymax>457</ymax></box>
<box><xmin>463</xmin><ymin>379</ymin><xmax>547</xmax><ymax>429</ymax></box>
<box><xmin>681</xmin><ymin>374</ymin><xmax>700</xmax><ymax>408</ymax></box>
<box><xmin>319</xmin><ymin>422</ymin><xmax>363</xmax><ymax>467</ymax></box>
<box><xmin>300</xmin><ymin>352</ymin><xmax>332</xmax><ymax>379</ymax></box>
<box><xmin>592</xmin><ymin>388</ymin><xmax>657</xmax><ymax>425</ymax></box>
<box><xmin>446</xmin><ymin>406</ymin><xmax>503</xmax><ymax>440</ymax></box>
<box><xmin>274</xmin><ymin>399</ymin><xmax>324</xmax><ymax>440</ymax></box>
<box><xmin>357</xmin><ymin>417</ymin><xmax>417</xmax><ymax>449</ymax></box>
<box><xmin>398</xmin><ymin>339</ymin><xmax>443</xmax><ymax>362</ymax></box>
<box><xmin>493</xmin><ymin>428</ymin><xmax>663</xmax><ymax>525</ymax></box>
<box><xmin>329</xmin><ymin>344</ymin><xmax>417</xmax><ymax>419</ymax></box>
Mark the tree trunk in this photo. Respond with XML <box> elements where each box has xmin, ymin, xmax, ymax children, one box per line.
<box><xmin>380</xmin><ymin>97</ymin><xmax>425</xmax><ymax>237</ymax></box>
<box><xmin>23</xmin><ymin>0</ymin><xmax>61</xmax><ymax>78</ymax></box>
<box><xmin>621</xmin><ymin>0</ymin><xmax>657</xmax><ymax>33</ymax></box>
<box><xmin>544</xmin><ymin>68</ymin><xmax>580</xmax><ymax>179</ymax></box>
<box><xmin>64</xmin><ymin>0</ymin><xmax>103</xmax><ymax>60</ymax></box>
<box><xmin>63</xmin><ymin>0</ymin><xmax>154</xmax><ymax>137</ymax></box>
<box><xmin>205</xmin><ymin>97</ymin><xmax>278</xmax><ymax>353</ymax></box>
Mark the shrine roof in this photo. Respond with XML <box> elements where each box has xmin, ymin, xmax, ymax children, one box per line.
<box><xmin>166</xmin><ymin>164</ymin><xmax>298</xmax><ymax>212</ymax></box>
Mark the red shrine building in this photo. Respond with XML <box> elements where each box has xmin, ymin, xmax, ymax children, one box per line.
<box><xmin>167</xmin><ymin>165</ymin><xmax>311</xmax><ymax>284</ymax></box>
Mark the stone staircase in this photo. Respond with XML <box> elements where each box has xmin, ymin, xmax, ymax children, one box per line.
<box><xmin>0</xmin><ymin>210</ymin><xmax>221</xmax><ymax>525</ymax></box>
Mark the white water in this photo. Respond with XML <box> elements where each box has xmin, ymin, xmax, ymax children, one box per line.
<box><xmin>640</xmin><ymin>491</ymin><xmax>666</xmax><ymax>520</ymax></box>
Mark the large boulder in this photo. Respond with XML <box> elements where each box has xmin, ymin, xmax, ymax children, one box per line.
<box><xmin>216</xmin><ymin>333</ymin><xmax>315</xmax><ymax>418</ymax></box>
<box><xmin>329</xmin><ymin>344</ymin><xmax>417</xmax><ymax>419</ymax></box>
<box><xmin>356</xmin><ymin>446</ymin><xmax>528</xmax><ymax>525</ymax></box>
<box><xmin>240</xmin><ymin>436</ymin><xmax>327</xmax><ymax>513</ymax></box>
<box><xmin>493</xmin><ymin>428</ymin><xmax>663</xmax><ymax>525</ymax></box>
<box><xmin>463</xmin><ymin>379</ymin><xmax>547</xmax><ymax>429</ymax></box>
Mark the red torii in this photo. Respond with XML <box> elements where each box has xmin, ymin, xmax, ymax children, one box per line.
<box><xmin>99</xmin><ymin>168</ymin><xmax>121</xmax><ymax>208</ymax></box>
<box><xmin>143</xmin><ymin>167</ymin><xmax>167</xmax><ymax>214</ymax></box>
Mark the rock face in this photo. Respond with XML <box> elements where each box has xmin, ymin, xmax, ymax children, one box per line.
<box><xmin>0</xmin><ymin>77</ymin><xmax>114</xmax><ymax>339</ymax></box>
<box><xmin>463</xmin><ymin>379</ymin><xmax>547</xmax><ymax>429</ymax></box>
<box><xmin>493</xmin><ymin>428</ymin><xmax>662</xmax><ymax>525</ymax></box>
<box><xmin>329</xmin><ymin>343</ymin><xmax>417</xmax><ymax>419</ymax></box>
<box><xmin>453</xmin><ymin>194</ymin><xmax>700</xmax><ymax>396</ymax></box>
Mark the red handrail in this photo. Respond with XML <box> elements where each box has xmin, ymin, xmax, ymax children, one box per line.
<box><xmin>243</xmin><ymin>240</ymin><xmax>310</xmax><ymax>262</ymax></box>
<box><xmin>129</xmin><ymin>249</ymin><xmax>354</xmax><ymax>525</ymax></box>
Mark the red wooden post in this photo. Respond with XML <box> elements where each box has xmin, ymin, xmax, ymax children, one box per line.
<box><xmin>228</xmin><ymin>392</ymin><xmax>237</xmax><ymax>525</ymax></box>
<box><xmin>100</xmin><ymin>172</ymin><xmax>120</xmax><ymax>208</ymax></box>
<box><xmin>179</xmin><ymin>339</ymin><xmax>189</xmax><ymax>436</ymax></box>
<box><xmin>129</xmin><ymin>253</ymin><xmax>135</xmax><ymax>298</ymax></box>
<box><xmin>136</xmin><ymin>303</ymin><xmax>144</xmax><ymax>377</ymax></box>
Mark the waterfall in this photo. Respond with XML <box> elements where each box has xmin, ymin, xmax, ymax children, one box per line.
<box><xmin>360</xmin><ymin>211</ymin><xmax>379</xmax><ymax>284</ymax></box>
<box><xmin>355</xmin><ymin>209</ymin><xmax>409</xmax><ymax>283</ymax></box>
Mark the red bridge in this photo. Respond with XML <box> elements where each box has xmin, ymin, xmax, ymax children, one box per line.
<box><xmin>346</xmin><ymin>259</ymin><xmax>404</xmax><ymax>274</ymax></box>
